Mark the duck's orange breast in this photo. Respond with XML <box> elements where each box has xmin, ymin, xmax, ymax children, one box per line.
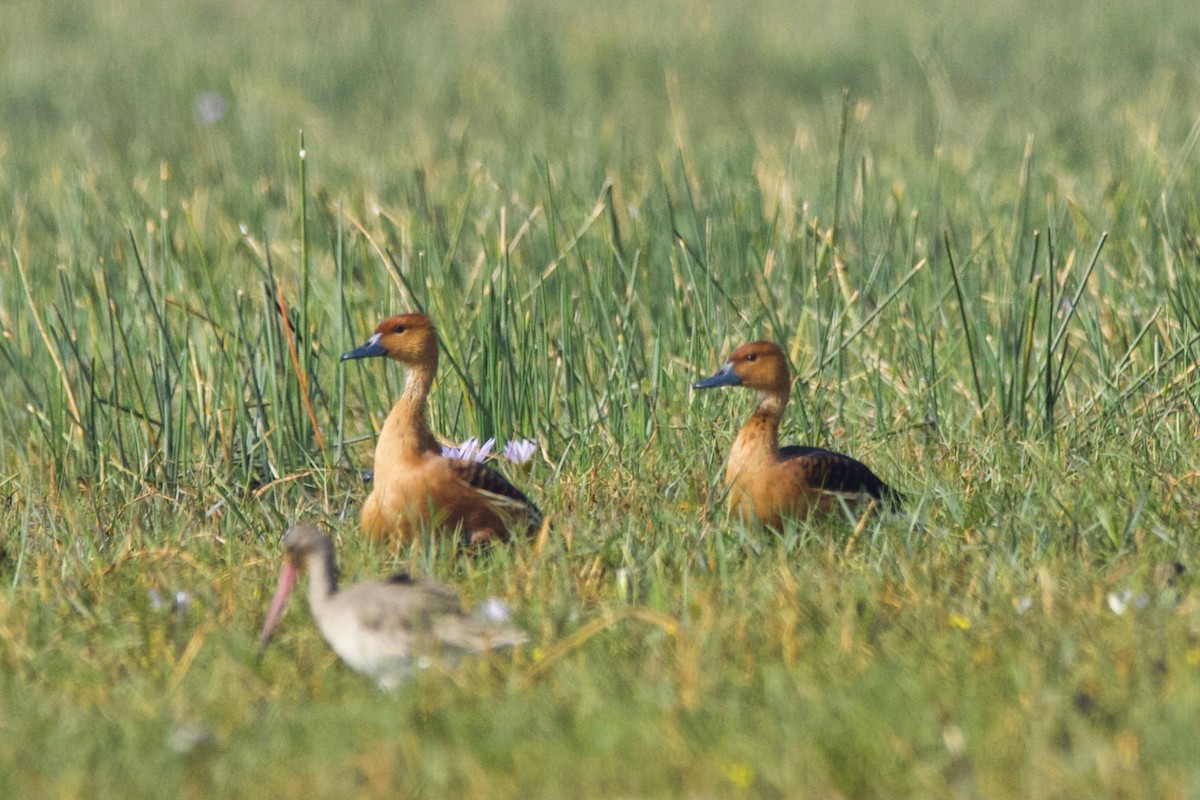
<box><xmin>363</xmin><ymin>454</ymin><xmax>539</xmax><ymax>546</ymax></box>
<box><xmin>727</xmin><ymin>458</ymin><xmax>838</xmax><ymax>527</ymax></box>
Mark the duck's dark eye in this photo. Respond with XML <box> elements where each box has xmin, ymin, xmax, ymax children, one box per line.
<box><xmin>392</xmin><ymin>325</ymin><xmax>406</xmax><ymax>334</ymax></box>
<box><xmin>745</xmin><ymin>353</ymin><xmax>757</xmax><ymax>362</ymax></box>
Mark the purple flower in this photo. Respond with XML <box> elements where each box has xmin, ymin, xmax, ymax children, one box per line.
<box><xmin>502</xmin><ymin>438</ymin><xmax>537</xmax><ymax>465</ymax></box>
<box><xmin>442</xmin><ymin>437</ymin><xmax>495</xmax><ymax>462</ymax></box>
<box><xmin>475</xmin><ymin>597</ymin><xmax>514</xmax><ymax>624</ymax></box>
<box><xmin>1106</xmin><ymin>589</ymin><xmax>1149</xmax><ymax>616</ymax></box>
<box><xmin>193</xmin><ymin>91</ymin><xmax>228</xmax><ymax>124</ymax></box>
<box><xmin>443</xmin><ymin>436</ymin><xmax>538</xmax><ymax>465</ymax></box>
<box><xmin>149</xmin><ymin>589</ymin><xmax>193</xmax><ymax>613</ymax></box>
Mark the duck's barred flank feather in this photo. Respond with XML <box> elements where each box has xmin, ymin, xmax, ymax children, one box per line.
<box><xmin>779</xmin><ymin>445</ymin><xmax>903</xmax><ymax>509</ymax></box>
<box><xmin>448</xmin><ymin>459</ymin><xmax>544</xmax><ymax>523</ymax></box>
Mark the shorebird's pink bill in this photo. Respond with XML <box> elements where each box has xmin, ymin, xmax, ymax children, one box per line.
<box><xmin>258</xmin><ymin>561</ymin><xmax>299</xmax><ymax>654</ymax></box>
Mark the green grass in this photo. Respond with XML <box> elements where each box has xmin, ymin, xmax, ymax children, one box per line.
<box><xmin>2</xmin><ymin>0</ymin><xmax>1200</xmax><ymax>796</ymax></box>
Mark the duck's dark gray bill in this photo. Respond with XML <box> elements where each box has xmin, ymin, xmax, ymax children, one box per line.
<box><xmin>341</xmin><ymin>339</ymin><xmax>387</xmax><ymax>361</ymax></box>
<box><xmin>693</xmin><ymin>363</ymin><xmax>742</xmax><ymax>389</ymax></box>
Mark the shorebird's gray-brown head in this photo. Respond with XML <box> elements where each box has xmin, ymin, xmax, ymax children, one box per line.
<box><xmin>280</xmin><ymin>523</ymin><xmax>333</xmax><ymax>566</ymax></box>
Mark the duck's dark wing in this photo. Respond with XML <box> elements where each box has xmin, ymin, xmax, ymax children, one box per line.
<box><xmin>780</xmin><ymin>445</ymin><xmax>904</xmax><ymax>510</ymax></box>
<box><xmin>447</xmin><ymin>459</ymin><xmax>544</xmax><ymax>528</ymax></box>
<box><xmin>779</xmin><ymin>445</ymin><xmax>838</xmax><ymax>460</ymax></box>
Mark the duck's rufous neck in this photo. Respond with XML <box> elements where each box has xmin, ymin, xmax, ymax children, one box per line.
<box><xmin>376</xmin><ymin>363</ymin><xmax>440</xmax><ymax>469</ymax></box>
<box><xmin>728</xmin><ymin>390</ymin><xmax>787</xmax><ymax>477</ymax></box>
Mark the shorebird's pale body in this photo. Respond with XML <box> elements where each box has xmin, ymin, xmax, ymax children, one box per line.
<box><xmin>260</xmin><ymin>525</ymin><xmax>527</xmax><ymax>689</ymax></box>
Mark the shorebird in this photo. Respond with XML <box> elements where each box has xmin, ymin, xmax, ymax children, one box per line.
<box><xmin>259</xmin><ymin>524</ymin><xmax>527</xmax><ymax>689</ymax></box>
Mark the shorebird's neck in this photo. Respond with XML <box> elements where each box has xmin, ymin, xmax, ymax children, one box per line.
<box><xmin>376</xmin><ymin>361</ymin><xmax>441</xmax><ymax>468</ymax></box>
<box><xmin>304</xmin><ymin>546</ymin><xmax>339</xmax><ymax>610</ymax></box>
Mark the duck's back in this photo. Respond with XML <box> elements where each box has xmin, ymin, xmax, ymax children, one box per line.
<box><xmin>732</xmin><ymin>444</ymin><xmax>901</xmax><ymax>525</ymax></box>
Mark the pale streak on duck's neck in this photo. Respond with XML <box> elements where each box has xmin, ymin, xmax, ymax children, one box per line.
<box><xmin>731</xmin><ymin>390</ymin><xmax>788</xmax><ymax>464</ymax></box>
<box><xmin>304</xmin><ymin>545</ymin><xmax>339</xmax><ymax>611</ymax></box>
<box><xmin>376</xmin><ymin>361</ymin><xmax>440</xmax><ymax>468</ymax></box>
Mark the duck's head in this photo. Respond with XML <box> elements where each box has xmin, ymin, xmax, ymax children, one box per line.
<box><xmin>259</xmin><ymin>524</ymin><xmax>333</xmax><ymax>650</ymax></box>
<box><xmin>341</xmin><ymin>313</ymin><xmax>438</xmax><ymax>367</ymax></box>
<box><xmin>693</xmin><ymin>341</ymin><xmax>791</xmax><ymax>396</ymax></box>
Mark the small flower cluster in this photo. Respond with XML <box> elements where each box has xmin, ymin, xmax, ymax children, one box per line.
<box><xmin>149</xmin><ymin>589</ymin><xmax>193</xmax><ymax>613</ymax></box>
<box><xmin>441</xmin><ymin>437</ymin><xmax>537</xmax><ymax>465</ymax></box>
<box><xmin>361</xmin><ymin>437</ymin><xmax>537</xmax><ymax>484</ymax></box>
<box><xmin>1106</xmin><ymin>589</ymin><xmax>1148</xmax><ymax>616</ymax></box>
<box><xmin>475</xmin><ymin>597</ymin><xmax>515</xmax><ymax>625</ymax></box>
<box><xmin>193</xmin><ymin>91</ymin><xmax>228</xmax><ymax>124</ymax></box>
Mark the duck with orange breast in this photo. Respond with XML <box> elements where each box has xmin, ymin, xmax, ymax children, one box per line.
<box><xmin>694</xmin><ymin>341</ymin><xmax>903</xmax><ymax>527</ymax></box>
<box><xmin>342</xmin><ymin>313</ymin><xmax>543</xmax><ymax>546</ymax></box>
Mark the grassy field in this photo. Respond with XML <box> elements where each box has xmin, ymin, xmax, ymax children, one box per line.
<box><xmin>3</xmin><ymin>0</ymin><xmax>1200</xmax><ymax>796</ymax></box>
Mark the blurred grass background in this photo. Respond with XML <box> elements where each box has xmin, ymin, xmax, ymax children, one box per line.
<box><xmin>2</xmin><ymin>0</ymin><xmax>1200</xmax><ymax>796</ymax></box>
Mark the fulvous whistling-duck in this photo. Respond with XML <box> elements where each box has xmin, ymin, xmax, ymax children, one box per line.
<box><xmin>341</xmin><ymin>313</ymin><xmax>543</xmax><ymax>545</ymax></box>
<box><xmin>694</xmin><ymin>341</ymin><xmax>903</xmax><ymax>527</ymax></box>
<box><xmin>260</xmin><ymin>524</ymin><xmax>527</xmax><ymax>689</ymax></box>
